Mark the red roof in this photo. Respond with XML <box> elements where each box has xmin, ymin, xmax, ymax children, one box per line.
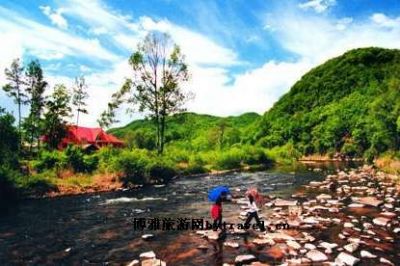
<box><xmin>65</xmin><ymin>126</ymin><xmax>123</xmax><ymax>145</ymax></box>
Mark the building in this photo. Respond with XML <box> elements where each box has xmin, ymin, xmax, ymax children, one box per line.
<box><xmin>45</xmin><ymin>126</ymin><xmax>124</xmax><ymax>150</ymax></box>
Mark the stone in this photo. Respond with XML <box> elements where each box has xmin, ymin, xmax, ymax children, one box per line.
<box><xmin>141</xmin><ymin>234</ymin><xmax>154</xmax><ymax>240</ymax></box>
<box><xmin>250</xmin><ymin>262</ymin><xmax>270</xmax><ymax>266</ymax></box>
<box><xmin>266</xmin><ymin>245</ymin><xmax>287</xmax><ymax>260</ymax></box>
<box><xmin>353</xmin><ymin>196</ymin><xmax>383</xmax><ymax>207</ymax></box>
<box><xmin>319</xmin><ymin>242</ymin><xmax>338</xmax><ymax>250</ymax></box>
<box><xmin>335</xmin><ymin>252</ymin><xmax>360</xmax><ymax>266</ymax></box>
<box><xmin>316</xmin><ymin>194</ymin><xmax>332</xmax><ymax>200</ymax></box>
<box><xmin>304</xmin><ymin>243</ymin><xmax>316</xmax><ymax>250</ymax></box>
<box><xmin>380</xmin><ymin>211</ymin><xmax>396</xmax><ymax>218</ymax></box>
<box><xmin>348</xmin><ymin>203</ymin><xmax>365</xmax><ymax>208</ymax></box>
<box><xmin>373</xmin><ymin>217</ymin><xmax>390</xmax><ymax>226</ymax></box>
<box><xmin>344</xmin><ymin>243</ymin><xmax>359</xmax><ymax>253</ymax></box>
<box><xmin>380</xmin><ymin>257</ymin><xmax>394</xmax><ymax>265</ymax></box>
<box><xmin>360</xmin><ymin>250</ymin><xmax>377</xmax><ymax>258</ymax></box>
<box><xmin>262</xmin><ymin>232</ymin><xmax>294</xmax><ymax>241</ymax></box>
<box><xmin>253</xmin><ymin>238</ymin><xmax>275</xmax><ymax>245</ymax></box>
<box><xmin>344</xmin><ymin>222</ymin><xmax>354</xmax><ymax>228</ymax></box>
<box><xmin>127</xmin><ymin>259</ymin><xmax>139</xmax><ymax>266</ymax></box>
<box><xmin>286</xmin><ymin>240</ymin><xmax>301</xmax><ymax>250</ymax></box>
<box><xmin>306</xmin><ymin>250</ymin><xmax>328</xmax><ymax>262</ymax></box>
<box><xmin>141</xmin><ymin>259</ymin><xmax>166</xmax><ymax>266</ymax></box>
<box><xmin>303</xmin><ymin>217</ymin><xmax>320</xmax><ymax>224</ymax></box>
<box><xmin>274</xmin><ymin>198</ymin><xmax>298</xmax><ymax>207</ymax></box>
<box><xmin>197</xmin><ymin>245</ymin><xmax>208</xmax><ymax>250</ymax></box>
<box><xmin>235</xmin><ymin>254</ymin><xmax>256</xmax><ymax>264</ymax></box>
<box><xmin>140</xmin><ymin>251</ymin><xmax>156</xmax><ymax>260</ymax></box>
<box><xmin>224</xmin><ymin>241</ymin><xmax>239</xmax><ymax>248</ymax></box>
<box><xmin>393</xmin><ymin>227</ymin><xmax>400</xmax><ymax>233</ymax></box>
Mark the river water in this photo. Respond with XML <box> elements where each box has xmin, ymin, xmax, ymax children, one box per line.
<box><xmin>0</xmin><ymin>162</ymin><xmax>360</xmax><ymax>265</ymax></box>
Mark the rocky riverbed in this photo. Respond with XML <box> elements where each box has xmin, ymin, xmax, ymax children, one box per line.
<box><xmin>131</xmin><ymin>165</ymin><xmax>400</xmax><ymax>265</ymax></box>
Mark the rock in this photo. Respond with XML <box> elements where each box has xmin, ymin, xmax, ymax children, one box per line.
<box><xmin>360</xmin><ymin>250</ymin><xmax>377</xmax><ymax>258</ymax></box>
<box><xmin>380</xmin><ymin>257</ymin><xmax>394</xmax><ymax>265</ymax></box>
<box><xmin>286</xmin><ymin>240</ymin><xmax>301</xmax><ymax>250</ymax></box>
<box><xmin>274</xmin><ymin>198</ymin><xmax>298</xmax><ymax>207</ymax></box>
<box><xmin>303</xmin><ymin>217</ymin><xmax>320</xmax><ymax>224</ymax></box>
<box><xmin>300</xmin><ymin>248</ymin><xmax>307</xmax><ymax>254</ymax></box>
<box><xmin>65</xmin><ymin>247</ymin><xmax>71</xmax><ymax>252</ymax></box>
<box><xmin>319</xmin><ymin>242</ymin><xmax>338</xmax><ymax>250</ymax></box>
<box><xmin>344</xmin><ymin>243</ymin><xmax>359</xmax><ymax>253</ymax></box>
<box><xmin>253</xmin><ymin>238</ymin><xmax>275</xmax><ymax>245</ymax></box>
<box><xmin>250</xmin><ymin>262</ymin><xmax>270</xmax><ymax>266</ymax></box>
<box><xmin>207</xmin><ymin>231</ymin><xmax>220</xmax><ymax>240</ymax></box>
<box><xmin>306</xmin><ymin>250</ymin><xmax>328</xmax><ymax>262</ymax></box>
<box><xmin>373</xmin><ymin>217</ymin><xmax>390</xmax><ymax>226</ymax></box>
<box><xmin>224</xmin><ymin>241</ymin><xmax>239</xmax><ymax>248</ymax></box>
<box><xmin>348</xmin><ymin>203</ymin><xmax>365</xmax><ymax>208</ymax></box>
<box><xmin>140</xmin><ymin>251</ymin><xmax>156</xmax><ymax>260</ymax></box>
<box><xmin>266</xmin><ymin>245</ymin><xmax>287</xmax><ymax>260</ymax></box>
<box><xmin>127</xmin><ymin>259</ymin><xmax>139</xmax><ymax>266</ymax></box>
<box><xmin>353</xmin><ymin>196</ymin><xmax>383</xmax><ymax>207</ymax></box>
<box><xmin>316</xmin><ymin>194</ymin><xmax>332</xmax><ymax>200</ymax></box>
<box><xmin>380</xmin><ymin>211</ymin><xmax>396</xmax><ymax>218</ymax></box>
<box><xmin>234</xmin><ymin>254</ymin><xmax>256</xmax><ymax>264</ymax></box>
<box><xmin>262</xmin><ymin>232</ymin><xmax>294</xmax><ymax>241</ymax></box>
<box><xmin>393</xmin><ymin>227</ymin><xmax>400</xmax><ymax>233</ymax></box>
<box><xmin>141</xmin><ymin>234</ymin><xmax>154</xmax><ymax>240</ymax></box>
<box><xmin>304</xmin><ymin>243</ymin><xmax>316</xmax><ymax>250</ymax></box>
<box><xmin>197</xmin><ymin>245</ymin><xmax>208</xmax><ymax>250</ymax></box>
<box><xmin>335</xmin><ymin>252</ymin><xmax>360</xmax><ymax>266</ymax></box>
<box><xmin>141</xmin><ymin>259</ymin><xmax>166</xmax><ymax>266</ymax></box>
<box><xmin>344</xmin><ymin>222</ymin><xmax>354</xmax><ymax>228</ymax></box>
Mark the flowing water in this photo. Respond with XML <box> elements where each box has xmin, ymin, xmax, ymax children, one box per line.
<box><xmin>0</xmin><ymin>162</ymin><xmax>361</xmax><ymax>265</ymax></box>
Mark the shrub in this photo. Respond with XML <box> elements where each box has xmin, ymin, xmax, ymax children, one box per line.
<box><xmin>147</xmin><ymin>159</ymin><xmax>177</xmax><ymax>183</ymax></box>
<box><xmin>0</xmin><ymin>166</ymin><xmax>19</xmax><ymax>202</ymax></box>
<box><xmin>214</xmin><ymin>148</ymin><xmax>244</xmax><ymax>169</ymax></box>
<box><xmin>64</xmin><ymin>145</ymin><xmax>99</xmax><ymax>173</ymax></box>
<box><xmin>33</xmin><ymin>150</ymin><xmax>65</xmax><ymax>172</ymax></box>
<box><xmin>113</xmin><ymin>149</ymin><xmax>150</xmax><ymax>184</ymax></box>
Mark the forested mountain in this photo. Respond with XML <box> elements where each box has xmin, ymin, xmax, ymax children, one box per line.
<box><xmin>253</xmin><ymin>47</ymin><xmax>400</xmax><ymax>158</ymax></box>
<box><xmin>112</xmin><ymin>47</ymin><xmax>400</xmax><ymax>159</ymax></box>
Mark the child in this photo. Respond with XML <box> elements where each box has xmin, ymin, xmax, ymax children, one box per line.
<box><xmin>244</xmin><ymin>194</ymin><xmax>266</xmax><ymax>231</ymax></box>
<box><xmin>211</xmin><ymin>197</ymin><xmax>223</xmax><ymax>231</ymax></box>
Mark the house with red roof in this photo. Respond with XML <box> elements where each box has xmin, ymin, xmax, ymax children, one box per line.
<box><xmin>44</xmin><ymin>126</ymin><xmax>124</xmax><ymax>150</ymax></box>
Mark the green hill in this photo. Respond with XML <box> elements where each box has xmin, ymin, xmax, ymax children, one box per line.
<box><xmin>253</xmin><ymin>47</ymin><xmax>400</xmax><ymax>159</ymax></box>
<box><xmin>111</xmin><ymin>47</ymin><xmax>400</xmax><ymax>160</ymax></box>
<box><xmin>109</xmin><ymin>112</ymin><xmax>261</xmax><ymax>151</ymax></box>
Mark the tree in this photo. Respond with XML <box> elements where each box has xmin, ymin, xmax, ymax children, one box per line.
<box><xmin>100</xmin><ymin>32</ymin><xmax>190</xmax><ymax>154</ymax></box>
<box><xmin>43</xmin><ymin>84</ymin><xmax>71</xmax><ymax>150</ymax></box>
<box><xmin>23</xmin><ymin>59</ymin><xmax>47</xmax><ymax>152</ymax></box>
<box><xmin>0</xmin><ymin>107</ymin><xmax>19</xmax><ymax>167</ymax></box>
<box><xmin>72</xmin><ymin>76</ymin><xmax>89</xmax><ymax>135</ymax></box>
<box><xmin>2</xmin><ymin>58</ymin><xmax>26</xmax><ymax>132</ymax></box>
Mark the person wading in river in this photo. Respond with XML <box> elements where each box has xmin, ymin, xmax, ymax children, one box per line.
<box><xmin>244</xmin><ymin>189</ymin><xmax>266</xmax><ymax>231</ymax></box>
<box><xmin>211</xmin><ymin>196</ymin><xmax>223</xmax><ymax>231</ymax></box>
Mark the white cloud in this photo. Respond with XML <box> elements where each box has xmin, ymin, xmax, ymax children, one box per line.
<box><xmin>0</xmin><ymin>7</ymin><xmax>119</xmax><ymax>62</ymax></box>
<box><xmin>299</xmin><ymin>0</ymin><xmax>336</xmax><ymax>13</ymax></box>
<box><xmin>371</xmin><ymin>13</ymin><xmax>400</xmax><ymax>28</ymax></box>
<box><xmin>39</xmin><ymin>5</ymin><xmax>68</xmax><ymax>29</ymax></box>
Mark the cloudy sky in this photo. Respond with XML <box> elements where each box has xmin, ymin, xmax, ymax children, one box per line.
<box><xmin>1</xmin><ymin>0</ymin><xmax>400</xmax><ymax>127</ymax></box>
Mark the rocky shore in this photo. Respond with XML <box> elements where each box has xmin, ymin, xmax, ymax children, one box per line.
<box><xmin>126</xmin><ymin>165</ymin><xmax>399</xmax><ymax>265</ymax></box>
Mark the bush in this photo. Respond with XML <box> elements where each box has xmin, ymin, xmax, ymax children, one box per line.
<box><xmin>33</xmin><ymin>150</ymin><xmax>65</xmax><ymax>172</ymax></box>
<box><xmin>113</xmin><ymin>149</ymin><xmax>150</xmax><ymax>184</ymax></box>
<box><xmin>64</xmin><ymin>145</ymin><xmax>98</xmax><ymax>173</ymax></box>
<box><xmin>0</xmin><ymin>166</ymin><xmax>19</xmax><ymax>202</ymax></box>
<box><xmin>214</xmin><ymin>148</ymin><xmax>244</xmax><ymax>169</ymax></box>
<box><xmin>147</xmin><ymin>159</ymin><xmax>177</xmax><ymax>183</ymax></box>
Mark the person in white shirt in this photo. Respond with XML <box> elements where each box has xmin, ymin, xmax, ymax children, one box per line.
<box><xmin>244</xmin><ymin>194</ymin><xmax>266</xmax><ymax>231</ymax></box>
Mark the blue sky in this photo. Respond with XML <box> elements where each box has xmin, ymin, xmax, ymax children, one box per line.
<box><xmin>1</xmin><ymin>0</ymin><xmax>400</xmax><ymax>127</ymax></box>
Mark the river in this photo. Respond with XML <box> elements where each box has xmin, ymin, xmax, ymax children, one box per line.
<box><xmin>0</xmin><ymin>162</ymin><xmax>360</xmax><ymax>265</ymax></box>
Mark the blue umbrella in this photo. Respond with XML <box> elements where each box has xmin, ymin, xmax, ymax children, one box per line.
<box><xmin>208</xmin><ymin>186</ymin><xmax>230</xmax><ymax>202</ymax></box>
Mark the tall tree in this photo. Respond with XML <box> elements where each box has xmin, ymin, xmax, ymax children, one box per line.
<box><xmin>23</xmin><ymin>59</ymin><xmax>47</xmax><ymax>152</ymax></box>
<box><xmin>100</xmin><ymin>32</ymin><xmax>190</xmax><ymax>154</ymax></box>
<box><xmin>72</xmin><ymin>76</ymin><xmax>89</xmax><ymax>134</ymax></box>
<box><xmin>43</xmin><ymin>84</ymin><xmax>71</xmax><ymax>150</ymax></box>
<box><xmin>2</xmin><ymin>59</ymin><xmax>26</xmax><ymax>132</ymax></box>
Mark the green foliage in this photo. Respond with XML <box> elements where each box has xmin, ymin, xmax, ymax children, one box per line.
<box><xmin>33</xmin><ymin>150</ymin><xmax>65</xmax><ymax>172</ymax></box>
<box><xmin>0</xmin><ymin>166</ymin><xmax>20</xmax><ymax>202</ymax></box>
<box><xmin>255</xmin><ymin>47</ymin><xmax>400</xmax><ymax>158</ymax></box>
<box><xmin>112</xmin><ymin>149</ymin><xmax>151</xmax><ymax>184</ymax></box>
<box><xmin>64</xmin><ymin>145</ymin><xmax>98</xmax><ymax>173</ymax></box>
<box><xmin>0</xmin><ymin>108</ymin><xmax>19</xmax><ymax>168</ymax></box>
